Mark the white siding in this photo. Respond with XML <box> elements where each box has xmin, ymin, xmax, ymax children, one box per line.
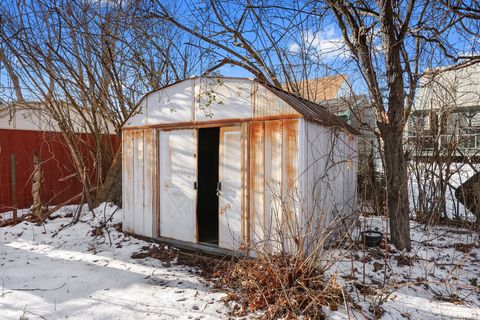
<box><xmin>416</xmin><ymin>64</ymin><xmax>480</xmax><ymax>110</ymax></box>
<box><xmin>195</xmin><ymin>78</ymin><xmax>252</xmax><ymax>121</ymax></box>
<box><xmin>0</xmin><ymin>106</ymin><xmax>114</xmax><ymax>133</ymax></box>
<box><xmin>298</xmin><ymin>119</ymin><xmax>358</xmax><ymax>251</ymax></box>
<box><xmin>149</xmin><ymin>79</ymin><xmax>195</xmax><ymax>124</ymax></box>
<box><xmin>159</xmin><ymin>129</ymin><xmax>197</xmax><ymax>243</ymax></box>
<box><xmin>122</xmin><ymin>130</ymin><xmax>135</xmax><ymax>233</ymax></box>
<box><xmin>122</xmin><ymin>129</ymin><xmax>157</xmax><ymax>236</ymax></box>
<box><xmin>143</xmin><ymin>129</ymin><xmax>156</xmax><ymax>237</ymax></box>
<box><xmin>218</xmin><ymin>126</ymin><xmax>244</xmax><ymax>250</ymax></box>
<box><xmin>133</xmin><ymin>131</ymin><xmax>145</xmax><ymax>234</ymax></box>
<box><xmin>122</xmin><ymin>78</ymin><xmax>301</xmax><ymax>129</ymax></box>
<box><xmin>253</xmin><ymin>82</ymin><xmax>299</xmax><ymax>118</ymax></box>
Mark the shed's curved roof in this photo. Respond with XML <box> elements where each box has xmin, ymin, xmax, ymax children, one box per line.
<box><xmin>123</xmin><ymin>76</ymin><xmax>360</xmax><ymax>135</ymax></box>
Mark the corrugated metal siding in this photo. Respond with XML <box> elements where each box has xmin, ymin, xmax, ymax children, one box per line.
<box><xmin>261</xmin><ymin>82</ymin><xmax>359</xmax><ymax>135</ymax></box>
<box><xmin>264</xmin><ymin>120</ymin><xmax>283</xmax><ymax>250</ymax></box>
<box><xmin>282</xmin><ymin>119</ymin><xmax>300</xmax><ymax>251</ymax></box>
<box><xmin>249</xmin><ymin>119</ymin><xmax>301</xmax><ymax>253</ymax></box>
<box><xmin>143</xmin><ymin>129</ymin><xmax>156</xmax><ymax>237</ymax></box>
<box><xmin>249</xmin><ymin>122</ymin><xmax>265</xmax><ymax>246</ymax></box>
<box><xmin>122</xmin><ymin>129</ymin><xmax>157</xmax><ymax>236</ymax></box>
<box><xmin>122</xmin><ymin>130</ymin><xmax>135</xmax><ymax>233</ymax></box>
<box><xmin>253</xmin><ymin>82</ymin><xmax>298</xmax><ymax>118</ymax></box>
<box><xmin>299</xmin><ymin>119</ymin><xmax>358</xmax><ymax>250</ymax></box>
<box><xmin>0</xmin><ymin>130</ymin><xmax>120</xmax><ymax>213</ymax></box>
<box><xmin>133</xmin><ymin>130</ymin><xmax>144</xmax><ymax>234</ymax></box>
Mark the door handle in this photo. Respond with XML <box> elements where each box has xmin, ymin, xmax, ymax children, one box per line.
<box><xmin>193</xmin><ymin>181</ymin><xmax>197</xmax><ymax>190</ymax></box>
<box><xmin>216</xmin><ymin>182</ymin><xmax>222</xmax><ymax>191</ymax></box>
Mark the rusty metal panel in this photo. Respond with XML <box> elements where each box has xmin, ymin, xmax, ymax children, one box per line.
<box><xmin>253</xmin><ymin>82</ymin><xmax>299</xmax><ymax>119</ymax></box>
<box><xmin>143</xmin><ymin>129</ymin><xmax>155</xmax><ymax>237</ymax></box>
<box><xmin>241</xmin><ymin>123</ymin><xmax>249</xmax><ymax>248</ymax></box>
<box><xmin>282</xmin><ymin>119</ymin><xmax>300</xmax><ymax>251</ymax></box>
<box><xmin>249</xmin><ymin>122</ymin><xmax>265</xmax><ymax>247</ymax></box>
<box><xmin>264</xmin><ymin>120</ymin><xmax>283</xmax><ymax>250</ymax></box>
<box><xmin>259</xmin><ymin>81</ymin><xmax>360</xmax><ymax>135</ymax></box>
<box><xmin>283</xmin><ymin>118</ymin><xmax>299</xmax><ymax>203</ymax></box>
<box><xmin>122</xmin><ymin>130</ymin><xmax>135</xmax><ymax>233</ymax></box>
<box><xmin>133</xmin><ymin>130</ymin><xmax>145</xmax><ymax>235</ymax></box>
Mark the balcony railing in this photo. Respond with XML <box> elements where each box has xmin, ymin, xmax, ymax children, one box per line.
<box><xmin>407</xmin><ymin>132</ymin><xmax>480</xmax><ymax>155</ymax></box>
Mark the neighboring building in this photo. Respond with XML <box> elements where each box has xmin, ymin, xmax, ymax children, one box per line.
<box><xmin>0</xmin><ymin>101</ymin><xmax>119</xmax><ymax>214</ymax></box>
<box><xmin>408</xmin><ymin>64</ymin><xmax>480</xmax><ymax>160</ymax></box>
<box><xmin>287</xmin><ymin>74</ymin><xmax>351</xmax><ymax>101</ymax></box>
<box><xmin>121</xmin><ymin>77</ymin><xmax>359</xmax><ymax>255</ymax></box>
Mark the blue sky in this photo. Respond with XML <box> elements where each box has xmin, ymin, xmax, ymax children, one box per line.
<box><xmin>1</xmin><ymin>0</ymin><xmax>479</xmax><ymax>102</ymax></box>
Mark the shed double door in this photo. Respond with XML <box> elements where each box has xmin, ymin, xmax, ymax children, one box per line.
<box><xmin>159</xmin><ymin>126</ymin><xmax>243</xmax><ymax>250</ymax></box>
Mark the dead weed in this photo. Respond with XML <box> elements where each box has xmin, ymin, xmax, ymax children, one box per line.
<box><xmin>215</xmin><ymin>253</ymin><xmax>348</xmax><ymax>319</ymax></box>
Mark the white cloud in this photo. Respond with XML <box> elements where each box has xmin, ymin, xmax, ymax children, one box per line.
<box><xmin>290</xmin><ymin>26</ymin><xmax>350</xmax><ymax>60</ymax></box>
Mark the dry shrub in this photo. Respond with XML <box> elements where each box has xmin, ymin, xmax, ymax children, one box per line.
<box><xmin>216</xmin><ymin>253</ymin><xmax>347</xmax><ymax>319</ymax></box>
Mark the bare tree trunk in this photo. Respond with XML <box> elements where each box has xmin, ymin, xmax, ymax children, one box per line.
<box><xmin>381</xmin><ymin>126</ymin><xmax>411</xmax><ymax>249</ymax></box>
<box><xmin>93</xmin><ymin>148</ymin><xmax>122</xmax><ymax>207</ymax></box>
<box><xmin>32</xmin><ymin>152</ymin><xmax>42</xmax><ymax>219</ymax></box>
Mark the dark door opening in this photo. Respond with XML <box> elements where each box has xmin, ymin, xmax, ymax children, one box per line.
<box><xmin>196</xmin><ymin>127</ymin><xmax>220</xmax><ymax>245</ymax></box>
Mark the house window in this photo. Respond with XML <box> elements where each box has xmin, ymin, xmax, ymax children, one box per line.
<box><xmin>470</xmin><ymin>112</ymin><xmax>480</xmax><ymax>131</ymax></box>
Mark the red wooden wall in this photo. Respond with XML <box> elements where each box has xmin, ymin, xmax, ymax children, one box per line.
<box><xmin>0</xmin><ymin>129</ymin><xmax>120</xmax><ymax>213</ymax></box>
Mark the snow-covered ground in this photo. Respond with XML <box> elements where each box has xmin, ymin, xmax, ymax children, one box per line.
<box><xmin>0</xmin><ymin>204</ymin><xmax>227</xmax><ymax>320</ymax></box>
<box><xmin>1</xmin><ymin>204</ymin><xmax>479</xmax><ymax>319</ymax></box>
<box><xmin>330</xmin><ymin>216</ymin><xmax>480</xmax><ymax>319</ymax></box>
<box><xmin>408</xmin><ymin>162</ymin><xmax>479</xmax><ymax>220</ymax></box>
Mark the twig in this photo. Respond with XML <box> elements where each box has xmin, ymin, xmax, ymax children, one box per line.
<box><xmin>10</xmin><ymin>283</ymin><xmax>66</xmax><ymax>291</ymax></box>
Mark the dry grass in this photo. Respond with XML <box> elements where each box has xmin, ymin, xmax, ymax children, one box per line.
<box><xmin>215</xmin><ymin>253</ymin><xmax>348</xmax><ymax>319</ymax></box>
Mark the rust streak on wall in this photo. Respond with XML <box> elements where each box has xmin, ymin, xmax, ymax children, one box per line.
<box><xmin>283</xmin><ymin>119</ymin><xmax>299</xmax><ymax>228</ymax></box>
<box><xmin>249</xmin><ymin>122</ymin><xmax>265</xmax><ymax>245</ymax></box>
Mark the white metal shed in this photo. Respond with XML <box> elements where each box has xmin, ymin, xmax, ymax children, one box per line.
<box><xmin>122</xmin><ymin>77</ymin><xmax>358</xmax><ymax>254</ymax></box>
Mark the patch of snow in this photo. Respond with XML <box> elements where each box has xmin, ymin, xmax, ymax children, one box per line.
<box><xmin>330</xmin><ymin>215</ymin><xmax>480</xmax><ymax>319</ymax></box>
<box><xmin>0</xmin><ymin>204</ymin><xmax>227</xmax><ymax>320</ymax></box>
<box><xmin>1</xmin><ymin>203</ymin><xmax>479</xmax><ymax>319</ymax></box>
<box><xmin>408</xmin><ymin>162</ymin><xmax>479</xmax><ymax>221</ymax></box>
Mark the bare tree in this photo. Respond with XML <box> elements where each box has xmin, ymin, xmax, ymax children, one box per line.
<box><xmin>0</xmin><ymin>0</ymin><xmax>207</xmax><ymax>210</ymax></box>
<box><xmin>147</xmin><ymin>0</ymin><xmax>480</xmax><ymax>249</ymax></box>
<box><xmin>322</xmin><ymin>0</ymin><xmax>480</xmax><ymax>248</ymax></box>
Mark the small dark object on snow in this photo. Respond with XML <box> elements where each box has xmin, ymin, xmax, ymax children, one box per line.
<box><xmin>360</xmin><ymin>230</ymin><xmax>383</xmax><ymax>247</ymax></box>
<box><xmin>455</xmin><ymin>171</ymin><xmax>480</xmax><ymax>226</ymax></box>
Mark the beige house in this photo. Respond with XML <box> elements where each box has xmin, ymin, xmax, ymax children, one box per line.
<box><xmin>408</xmin><ymin>64</ymin><xmax>480</xmax><ymax>160</ymax></box>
